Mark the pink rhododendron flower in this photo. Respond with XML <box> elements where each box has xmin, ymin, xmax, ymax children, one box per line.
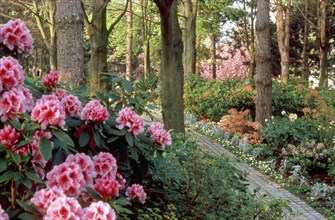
<box><xmin>43</xmin><ymin>70</ymin><xmax>58</xmax><ymax>87</ymax></box>
<box><xmin>0</xmin><ymin>124</ymin><xmax>20</xmax><ymax>149</ymax></box>
<box><xmin>44</xmin><ymin>196</ymin><xmax>82</xmax><ymax>220</ymax></box>
<box><xmin>61</xmin><ymin>95</ymin><xmax>82</xmax><ymax>117</ymax></box>
<box><xmin>93</xmin><ymin>152</ymin><xmax>117</xmax><ymax>177</ymax></box>
<box><xmin>0</xmin><ymin>56</ymin><xmax>24</xmax><ymax>91</ymax></box>
<box><xmin>82</xmin><ymin>201</ymin><xmax>116</xmax><ymax>220</ymax></box>
<box><xmin>46</xmin><ymin>162</ymin><xmax>86</xmax><ymax>197</ymax></box>
<box><xmin>0</xmin><ymin>87</ymin><xmax>34</xmax><ymax>122</ymax></box>
<box><xmin>53</xmin><ymin>89</ymin><xmax>68</xmax><ymax>101</ymax></box>
<box><xmin>0</xmin><ymin>19</ymin><xmax>34</xmax><ymax>55</ymax></box>
<box><xmin>94</xmin><ymin>175</ymin><xmax>121</xmax><ymax>198</ymax></box>
<box><xmin>81</xmin><ymin>100</ymin><xmax>109</xmax><ymax>123</ymax></box>
<box><xmin>31</xmin><ymin>186</ymin><xmax>65</xmax><ymax>212</ymax></box>
<box><xmin>66</xmin><ymin>153</ymin><xmax>96</xmax><ymax>186</ymax></box>
<box><xmin>0</xmin><ymin>205</ymin><xmax>9</xmax><ymax>220</ymax></box>
<box><xmin>125</xmin><ymin>183</ymin><xmax>147</xmax><ymax>204</ymax></box>
<box><xmin>116</xmin><ymin>107</ymin><xmax>144</xmax><ymax>136</ymax></box>
<box><xmin>31</xmin><ymin>97</ymin><xmax>66</xmax><ymax>129</ymax></box>
<box><xmin>148</xmin><ymin>122</ymin><xmax>172</xmax><ymax>148</ymax></box>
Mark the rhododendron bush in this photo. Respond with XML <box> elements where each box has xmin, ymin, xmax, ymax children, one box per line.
<box><xmin>0</xmin><ymin>19</ymin><xmax>171</xmax><ymax>219</ymax></box>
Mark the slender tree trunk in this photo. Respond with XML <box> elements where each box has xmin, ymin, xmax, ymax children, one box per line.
<box><xmin>302</xmin><ymin>1</ymin><xmax>309</xmax><ymax>82</ymax></box>
<box><xmin>55</xmin><ymin>0</ymin><xmax>85</xmax><ymax>88</ymax></box>
<box><xmin>154</xmin><ymin>0</ymin><xmax>185</xmax><ymax>132</ymax></box>
<box><xmin>32</xmin><ymin>0</ymin><xmax>57</xmax><ymax>70</ymax></box>
<box><xmin>212</xmin><ymin>34</ymin><xmax>216</xmax><ymax>79</ymax></box>
<box><xmin>318</xmin><ymin>0</ymin><xmax>329</xmax><ymax>87</ymax></box>
<box><xmin>48</xmin><ymin>0</ymin><xmax>57</xmax><ymax>70</ymax></box>
<box><xmin>276</xmin><ymin>0</ymin><xmax>291</xmax><ymax>84</ymax></box>
<box><xmin>255</xmin><ymin>0</ymin><xmax>272</xmax><ymax>125</ymax></box>
<box><xmin>126</xmin><ymin>0</ymin><xmax>133</xmax><ymax>81</ymax></box>
<box><xmin>182</xmin><ymin>0</ymin><xmax>198</xmax><ymax>78</ymax></box>
<box><xmin>140</xmin><ymin>0</ymin><xmax>152</xmax><ymax>78</ymax></box>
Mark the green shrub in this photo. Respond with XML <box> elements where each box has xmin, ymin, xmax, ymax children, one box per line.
<box><xmin>185</xmin><ymin>75</ymin><xmax>255</xmax><ymax>122</ymax></box>
<box><xmin>271</xmin><ymin>80</ymin><xmax>318</xmax><ymax>117</ymax></box>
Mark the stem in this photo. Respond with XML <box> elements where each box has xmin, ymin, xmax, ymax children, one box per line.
<box><xmin>11</xmin><ymin>178</ymin><xmax>15</xmax><ymax>208</ymax></box>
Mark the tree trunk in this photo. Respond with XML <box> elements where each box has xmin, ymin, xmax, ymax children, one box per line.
<box><xmin>32</xmin><ymin>0</ymin><xmax>57</xmax><ymax>70</ymax></box>
<box><xmin>276</xmin><ymin>0</ymin><xmax>291</xmax><ymax>84</ymax></box>
<box><xmin>182</xmin><ymin>0</ymin><xmax>198</xmax><ymax>78</ymax></box>
<box><xmin>318</xmin><ymin>0</ymin><xmax>329</xmax><ymax>87</ymax></box>
<box><xmin>143</xmin><ymin>39</ymin><xmax>150</xmax><ymax>78</ymax></box>
<box><xmin>48</xmin><ymin>0</ymin><xmax>57</xmax><ymax>70</ymax></box>
<box><xmin>55</xmin><ymin>0</ymin><xmax>85</xmax><ymax>88</ymax></box>
<box><xmin>126</xmin><ymin>0</ymin><xmax>133</xmax><ymax>81</ymax></box>
<box><xmin>255</xmin><ymin>0</ymin><xmax>272</xmax><ymax>125</ymax></box>
<box><xmin>154</xmin><ymin>0</ymin><xmax>185</xmax><ymax>132</ymax></box>
<box><xmin>302</xmin><ymin>1</ymin><xmax>309</xmax><ymax>82</ymax></box>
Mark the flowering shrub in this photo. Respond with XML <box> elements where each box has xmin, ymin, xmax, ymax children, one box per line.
<box><xmin>0</xmin><ymin>19</ymin><xmax>172</xmax><ymax>219</ymax></box>
<box><xmin>148</xmin><ymin>122</ymin><xmax>172</xmax><ymax>148</ymax></box>
<box><xmin>0</xmin><ymin>19</ymin><xmax>33</xmax><ymax>57</ymax></box>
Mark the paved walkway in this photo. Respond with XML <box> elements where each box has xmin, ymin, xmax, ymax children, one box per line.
<box><xmin>142</xmin><ymin>114</ymin><xmax>328</xmax><ymax>220</ymax></box>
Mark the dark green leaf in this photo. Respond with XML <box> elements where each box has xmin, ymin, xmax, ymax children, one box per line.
<box><xmin>79</xmin><ymin>129</ymin><xmax>90</xmax><ymax>147</ymax></box>
<box><xmin>125</xmin><ymin>133</ymin><xmax>134</xmax><ymax>147</ymax></box>
<box><xmin>25</xmin><ymin>171</ymin><xmax>43</xmax><ymax>183</ymax></box>
<box><xmin>16</xmin><ymin>199</ymin><xmax>41</xmax><ymax>215</ymax></box>
<box><xmin>109</xmin><ymin>128</ymin><xmax>127</xmax><ymax>136</ymax></box>
<box><xmin>18</xmin><ymin>213</ymin><xmax>38</xmax><ymax>220</ymax></box>
<box><xmin>0</xmin><ymin>159</ymin><xmax>8</xmax><ymax>173</ymax></box>
<box><xmin>66</xmin><ymin>117</ymin><xmax>83</xmax><ymax>127</ymax></box>
<box><xmin>26</xmin><ymin>123</ymin><xmax>41</xmax><ymax>131</ymax></box>
<box><xmin>39</xmin><ymin>137</ymin><xmax>52</xmax><ymax>161</ymax></box>
<box><xmin>129</xmin><ymin>147</ymin><xmax>138</xmax><ymax>161</ymax></box>
<box><xmin>108</xmin><ymin>136</ymin><xmax>119</xmax><ymax>143</ymax></box>
<box><xmin>10</xmin><ymin>119</ymin><xmax>21</xmax><ymax>130</ymax></box>
<box><xmin>53</xmin><ymin>130</ymin><xmax>74</xmax><ymax>147</ymax></box>
<box><xmin>93</xmin><ymin>131</ymin><xmax>102</xmax><ymax>147</ymax></box>
<box><xmin>115</xmin><ymin>197</ymin><xmax>131</xmax><ymax>206</ymax></box>
<box><xmin>122</xmin><ymin>80</ymin><xmax>133</xmax><ymax>93</ymax></box>
<box><xmin>85</xmin><ymin>187</ymin><xmax>102</xmax><ymax>200</ymax></box>
<box><xmin>11</xmin><ymin>152</ymin><xmax>21</xmax><ymax>166</ymax></box>
<box><xmin>16</xmin><ymin>140</ymin><xmax>32</xmax><ymax>149</ymax></box>
<box><xmin>0</xmin><ymin>171</ymin><xmax>15</xmax><ymax>183</ymax></box>
<box><xmin>21</xmin><ymin>177</ymin><xmax>32</xmax><ymax>188</ymax></box>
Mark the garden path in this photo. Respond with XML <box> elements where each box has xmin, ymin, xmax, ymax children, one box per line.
<box><xmin>142</xmin><ymin>113</ymin><xmax>328</xmax><ymax>220</ymax></box>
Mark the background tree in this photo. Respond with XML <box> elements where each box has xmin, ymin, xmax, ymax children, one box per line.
<box><xmin>255</xmin><ymin>0</ymin><xmax>272</xmax><ymax>124</ymax></box>
<box><xmin>56</xmin><ymin>0</ymin><xmax>85</xmax><ymax>87</ymax></box>
<box><xmin>81</xmin><ymin>0</ymin><xmax>128</xmax><ymax>91</ymax></box>
<box><xmin>182</xmin><ymin>0</ymin><xmax>198</xmax><ymax>78</ymax></box>
<box><xmin>153</xmin><ymin>0</ymin><xmax>185</xmax><ymax>132</ymax></box>
<box><xmin>276</xmin><ymin>0</ymin><xmax>292</xmax><ymax>84</ymax></box>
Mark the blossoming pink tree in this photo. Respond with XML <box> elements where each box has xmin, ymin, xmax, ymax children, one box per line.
<box><xmin>0</xmin><ymin>19</ymin><xmax>172</xmax><ymax>219</ymax></box>
<box><xmin>199</xmin><ymin>47</ymin><xmax>249</xmax><ymax>81</ymax></box>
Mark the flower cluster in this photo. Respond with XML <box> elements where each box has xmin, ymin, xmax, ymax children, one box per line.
<box><xmin>31</xmin><ymin>95</ymin><xmax>66</xmax><ymax>129</ymax></box>
<box><xmin>61</xmin><ymin>95</ymin><xmax>82</xmax><ymax>117</ymax></box>
<box><xmin>148</xmin><ymin>122</ymin><xmax>172</xmax><ymax>148</ymax></box>
<box><xmin>125</xmin><ymin>183</ymin><xmax>147</xmax><ymax>204</ymax></box>
<box><xmin>31</xmin><ymin>152</ymin><xmax>146</xmax><ymax>219</ymax></box>
<box><xmin>288</xmin><ymin>113</ymin><xmax>298</xmax><ymax>122</ymax></box>
<box><xmin>0</xmin><ymin>56</ymin><xmax>24</xmax><ymax>91</ymax></box>
<box><xmin>0</xmin><ymin>19</ymin><xmax>34</xmax><ymax>56</ymax></box>
<box><xmin>81</xmin><ymin>100</ymin><xmax>109</xmax><ymax>123</ymax></box>
<box><xmin>116</xmin><ymin>107</ymin><xmax>144</xmax><ymax>136</ymax></box>
<box><xmin>0</xmin><ymin>87</ymin><xmax>34</xmax><ymax>122</ymax></box>
<box><xmin>43</xmin><ymin>70</ymin><xmax>59</xmax><ymax>87</ymax></box>
<box><xmin>0</xmin><ymin>124</ymin><xmax>20</xmax><ymax>149</ymax></box>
